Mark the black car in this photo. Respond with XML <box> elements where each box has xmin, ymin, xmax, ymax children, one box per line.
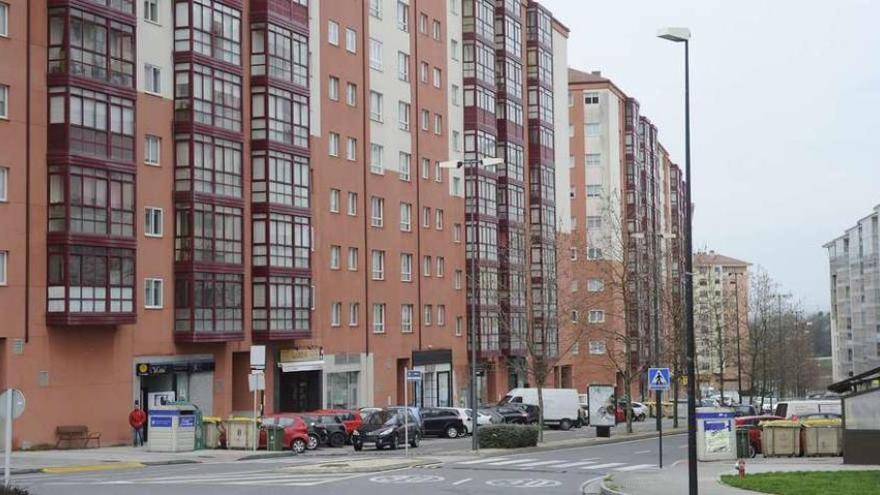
<box><xmin>420</xmin><ymin>407</ymin><xmax>466</xmax><ymax>438</ymax></box>
<box><xmin>507</xmin><ymin>403</ymin><xmax>541</xmax><ymax>424</ymax></box>
<box><xmin>301</xmin><ymin>414</ymin><xmax>348</xmax><ymax>448</ymax></box>
<box><xmin>352</xmin><ymin>409</ymin><xmax>421</xmax><ymax>451</ymax></box>
<box><xmin>485</xmin><ymin>405</ymin><xmax>530</xmax><ymax>424</ymax></box>
<box><xmin>733</xmin><ymin>405</ymin><xmax>757</xmax><ymax>417</ymax></box>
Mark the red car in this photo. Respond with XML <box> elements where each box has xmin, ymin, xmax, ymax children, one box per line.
<box><xmin>735</xmin><ymin>414</ymin><xmax>782</xmax><ymax>457</ymax></box>
<box><xmin>314</xmin><ymin>409</ymin><xmax>362</xmax><ymax>437</ymax></box>
<box><xmin>260</xmin><ymin>414</ymin><xmax>312</xmax><ymax>453</ymax></box>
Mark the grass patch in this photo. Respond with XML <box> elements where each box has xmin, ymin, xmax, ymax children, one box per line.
<box><xmin>720</xmin><ymin>471</ymin><xmax>880</xmax><ymax>495</ymax></box>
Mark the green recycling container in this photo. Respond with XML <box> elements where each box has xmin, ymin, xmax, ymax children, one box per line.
<box><xmin>264</xmin><ymin>425</ymin><xmax>285</xmax><ymax>451</ymax></box>
<box><xmin>736</xmin><ymin>426</ymin><xmax>752</xmax><ymax>458</ymax></box>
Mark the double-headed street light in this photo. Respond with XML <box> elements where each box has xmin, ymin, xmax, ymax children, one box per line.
<box><xmin>657</xmin><ymin>26</ymin><xmax>696</xmax><ymax>495</ymax></box>
<box><xmin>440</xmin><ymin>156</ymin><xmax>503</xmax><ymax>452</ymax></box>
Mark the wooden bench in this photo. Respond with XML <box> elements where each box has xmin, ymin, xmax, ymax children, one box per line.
<box><xmin>55</xmin><ymin>425</ymin><xmax>101</xmax><ymax>449</ymax></box>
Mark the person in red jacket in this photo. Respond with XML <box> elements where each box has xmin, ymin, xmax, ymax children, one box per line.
<box><xmin>129</xmin><ymin>401</ymin><xmax>147</xmax><ymax>447</ymax></box>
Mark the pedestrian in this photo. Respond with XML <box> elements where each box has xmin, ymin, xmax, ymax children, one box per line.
<box><xmin>129</xmin><ymin>401</ymin><xmax>147</xmax><ymax>447</ymax></box>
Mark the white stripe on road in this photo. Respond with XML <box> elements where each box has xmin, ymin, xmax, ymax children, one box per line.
<box><xmin>551</xmin><ymin>460</ymin><xmax>599</xmax><ymax>468</ymax></box>
<box><xmin>458</xmin><ymin>457</ymin><xmax>509</xmax><ymax>465</ymax></box>
<box><xmin>634</xmin><ymin>450</ymin><xmax>651</xmax><ymax>454</ymax></box>
<box><xmin>515</xmin><ymin>460</ymin><xmax>571</xmax><ymax>467</ymax></box>
<box><xmin>452</xmin><ymin>478</ymin><xmax>472</xmax><ymax>485</ymax></box>
<box><xmin>615</xmin><ymin>464</ymin><xmax>657</xmax><ymax>472</ymax></box>
<box><xmin>486</xmin><ymin>459</ymin><xmax>538</xmax><ymax>466</ymax></box>
<box><xmin>581</xmin><ymin>463</ymin><xmax>625</xmax><ymax>470</ymax></box>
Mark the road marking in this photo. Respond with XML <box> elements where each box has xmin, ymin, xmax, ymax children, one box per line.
<box><xmin>551</xmin><ymin>460</ymin><xmax>598</xmax><ymax>468</ymax></box>
<box><xmin>580</xmin><ymin>463</ymin><xmax>625</xmax><ymax>470</ymax></box>
<box><xmin>458</xmin><ymin>457</ymin><xmax>510</xmax><ymax>465</ymax></box>
<box><xmin>41</xmin><ymin>462</ymin><xmax>145</xmax><ymax>474</ymax></box>
<box><xmin>452</xmin><ymin>478</ymin><xmax>472</xmax><ymax>485</ymax></box>
<box><xmin>615</xmin><ymin>464</ymin><xmax>657</xmax><ymax>472</ymax></box>
<box><xmin>369</xmin><ymin>474</ymin><xmax>444</xmax><ymax>484</ymax></box>
<box><xmin>635</xmin><ymin>450</ymin><xmax>651</xmax><ymax>454</ymax></box>
<box><xmin>486</xmin><ymin>458</ymin><xmax>538</xmax><ymax>466</ymax></box>
<box><xmin>515</xmin><ymin>460</ymin><xmax>570</xmax><ymax>467</ymax></box>
<box><xmin>486</xmin><ymin>478</ymin><xmax>562</xmax><ymax>488</ymax></box>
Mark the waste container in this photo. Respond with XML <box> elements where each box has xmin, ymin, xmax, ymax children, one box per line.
<box><xmin>202</xmin><ymin>416</ymin><xmax>223</xmax><ymax>449</ymax></box>
<box><xmin>264</xmin><ymin>425</ymin><xmax>285</xmax><ymax>451</ymax></box>
<box><xmin>696</xmin><ymin>407</ymin><xmax>737</xmax><ymax>461</ymax></box>
<box><xmin>761</xmin><ymin>420</ymin><xmax>801</xmax><ymax>457</ymax></box>
<box><xmin>736</xmin><ymin>426</ymin><xmax>753</xmax><ymax>458</ymax></box>
<box><xmin>802</xmin><ymin>419</ymin><xmax>842</xmax><ymax>457</ymax></box>
<box><xmin>226</xmin><ymin>417</ymin><xmax>259</xmax><ymax>450</ymax></box>
<box><xmin>148</xmin><ymin>403</ymin><xmax>198</xmax><ymax>452</ymax></box>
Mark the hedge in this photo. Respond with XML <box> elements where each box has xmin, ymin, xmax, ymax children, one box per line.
<box><xmin>0</xmin><ymin>486</ymin><xmax>32</xmax><ymax>495</ymax></box>
<box><xmin>477</xmin><ymin>424</ymin><xmax>539</xmax><ymax>449</ymax></box>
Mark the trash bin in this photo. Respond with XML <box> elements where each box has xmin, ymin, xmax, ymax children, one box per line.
<box><xmin>203</xmin><ymin>416</ymin><xmax>223</xmax><ymax>449</ymax></box>
<box><xmin>148</xmin><ymin>403</ymin><xmax>198</xmax><ymax>452</ymax></box>
<box><xmin>736</xmin><ymin>426</ymin><xmax>753</xmax><ymax>458</ymax></box>
<box><xmin>761</xmin><ymin>420</ymin><xmax>801</xmax><ymax>457</ymax></box>
<box><xmin>263</xmin><ymin>425</ymin><xmax>285</xmax><ymax>451</ymax></box>
<box><xmin>696</xmin><ymin>407</ymin><xmax>737</xmax><ymax>461</ymax></box>
<box><xmin>801</xmin><ymin>419</ymin><xmax>842</xmax><ymax>457</ymax></box>
<box><xmin>226</xmin><ymin>417</ymin><xmax>259</xmax><ymax>450</ymax></box>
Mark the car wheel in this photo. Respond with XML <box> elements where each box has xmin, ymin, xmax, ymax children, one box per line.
<box><xmin>329</xmin><ymin>432</ymin><xmax>346</xmax><ymax>448</ymax></box>
<box><xmin>291</xmin><ymin>438</ymin><xmax>306</xmax><ymax>454</ymax></box>
<box><xmin>559</xmin><ymin>419</ymin><xmax>572</xmax><ymax>431</ymax></box>
<box><xmin>638</xmin><ymin>414</ymin><xmax>646</xmax><ymax>422</ymax></box>
<box><xmin>306</xmin><ymin>433</ymin><xmax>319</xmax><ymax>450</ymax></box>
<box><xmin>410</xmin><ymin>433</ymin><xmax>420</xmax><ymax>448</ymax></box>
<box><xmin>353</xmin><ymin>442</ymin><xmax>363</xmax><ymax>452</ymax></box>
<box><xmin>389</xmin><ymin>434</ymin><xmax>398</xmax><ymax>450</ymax></box>
<box><xmin>446</xmin><ymin>425</ymin><xmax>459</xmax><ymax>439</ymax></box>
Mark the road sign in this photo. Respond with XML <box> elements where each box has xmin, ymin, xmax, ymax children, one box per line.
<box><xmin>0</xmin><ymin>389</ymin><xmax>25</xmax><ymax>420</ymax></box>
<box><xmin>250</xmin><ymin>345</ymin><xmax>266</xmax><ymax>370</ymax></box>
<box><xmin>648</xmin><ymin>368</ymin><xmax>671</xmax><ymax>391</ymax></box>
<box><xmin>248</xmin><ymin>371</ymin><xmax>265</xmax><ymax>392</ymax></box>
<box><xmin>406</xmin><ymin>370</ymin><xmax>423</xmax><ymax>382</ymax></box>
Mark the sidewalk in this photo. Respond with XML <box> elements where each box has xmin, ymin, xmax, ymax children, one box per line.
<box><xmin>601</xmin><ymin>457</ymin><xmax>880</xmax><ymax>495</ymax></box>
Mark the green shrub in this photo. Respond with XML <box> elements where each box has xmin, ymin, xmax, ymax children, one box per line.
<box><xmin>0</xmin><ymin>486</ymin><xmax>32</xmax><ymax>495</ymax></box>
<box><xmin>477</xmin><ymin>424</ymin><xmax>539</xmax><ymax>449</ymax></box>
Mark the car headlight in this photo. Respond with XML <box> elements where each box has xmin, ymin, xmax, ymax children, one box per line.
<box><xmin>377</xmin><ymin>428</ymin><xmax>394</xmax><ymax>436</ymax></box>
<box><xmin>352</xmin><ymin>430</ymin><xmax>360</xmax><ymax>436</ymax></box>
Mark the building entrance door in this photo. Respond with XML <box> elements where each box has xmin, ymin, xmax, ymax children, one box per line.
<box><xmin>279</xmin><ymin>370</ymin><xmax>321</xmax><ymax>412</ymax></box>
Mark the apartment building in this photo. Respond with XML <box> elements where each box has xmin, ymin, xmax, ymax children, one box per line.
<box><xmin>459</xmin><ymin>0</ymin><xmax>568</xmax><ymax>403</ymax></box>
<box><xmin>0</xmin><ymin>0</ymin><xmax>548</xmax><ymax>447</ymax></box>
<box><xmin>560</xmin><ymin>69</ymin><xmax>689</xmax><ymax>399</ymax></box>
<box><xmin>692</xmin><ymin>251</ymin><xmax>750</xmax><ymax>395</ymax></box>
<box><xmin>825</xmin><ymin>205</ymin><xmax>880</xmax><ymax>382</ymax></box>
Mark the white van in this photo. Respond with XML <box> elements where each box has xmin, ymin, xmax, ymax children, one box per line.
<box><xmin>774</xmin><ymin>400</ymin><xmax>841</xmax><ymax>419</ymax></box>
<box><xmin>499</xmin><ymin>388</ymin><xmax>582</xmax><ymax>430</ymax></box>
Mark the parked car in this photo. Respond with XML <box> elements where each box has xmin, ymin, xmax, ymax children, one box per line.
<box><xmin>507</xmin><ymin>403</ymin><xmax>542</xmax><ymax>425</ymax></box>
<box><xmin>774</xmin><ymin>400</ymin><xmax>841</xmax><ymax>419</ymax></box>
<box><xmin>499</xmin><ymin>388</ymin><xmax>581</xmax><ymax>430</ymax></box>
<box><xmin>479</xmin><ymin>407</ymin><xmax>505</xmax><ymax>425</ymax></box>
<box><xmin>260</xmin><ymin>414</ymin><xmax>311</xmax><ymax>453</ymax></box>
<box><xmin>794</xmin><ymin>412</ymin><xmax>841</xmax><ymax>421</ymax></box>
<box><xmin>421</xmin><ymin>407</ymin><xmax>467</xmax><ymax>438</ymax></box>
<box><xmin>315</xmin><ymin>409</ymin><xmax>362</xmax><ymax>438</ymax></box>
<box><xmin>733</xmin><ymin>405</ymin><xmax>758</xmax><ymax>417</ymax></box>
<box><xmin>359</xmin><ymin>407</ymin><xmax>382</xmax><ymax>419</ymax></box>
<box><xmin>734</xmin><ymin>414</ymin><xmax>782</xmax><ymax>457</ymax></box>
<box><xmin>486</xmin><ymin>405</ymin><xmax>530</xmax><ymax>424</ymax></box>
<box><xmin>438</xmin><ymin>407</ymin><xmax>476</xmax><ymax>435</ymax></box>
<box><xmin>387</xmin><ymin>406</ymin><xmax>424</xmax><ymax>430</ymax></box>
<box><xmin>300</xmin><ymin>414</ymin><xmax>348</xmax><ymax>448</ymax></box>
<box><xmin>618</xmin><ymin>400</ymin><xmax>649</xmax><ymax>422</ymax></box>
<box><xmin>352</xmin><ymin>409</ymin><xmax>421</xmax><ymax>451</ymax></box>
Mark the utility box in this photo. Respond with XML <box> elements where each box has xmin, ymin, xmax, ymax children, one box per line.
<box><xmin>761</xmin><ymin>421</ymin><xmax>801</xmax><ymax>457</ymax></box>
<box><xmin>148</xmin><ymin>404</ymin><xmax>198</xmax><ymax>452</ymax></box>
<box><xmin>226</xmin><ymin>418</ymin><xmax>259</xmax><ymax>450</ymax></box>
<box><xmin>202</xmin><ymin>416</ymin><xmax>223</xmax><ymax>449</ymax></box>
<box><xmin>696</xmin><ymin>407</ymin><xmax>737</xmax><ymax>461</ymax></box>
<box><xmin>802</xmin><ymin>422</ymin><xmax>842</xmax><ymax>457</ymax></box>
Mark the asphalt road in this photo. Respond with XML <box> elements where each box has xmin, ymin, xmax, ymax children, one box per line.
<box><xmin>13</xmin><ymin>422</ymin><xmax>684</xmax><ymax>495</ymax></box>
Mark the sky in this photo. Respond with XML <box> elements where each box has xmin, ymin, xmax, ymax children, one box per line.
<box><xmin>542</xmin><ymin>0</ymin><xmax>880</xmax><ymax>311</ymax></box>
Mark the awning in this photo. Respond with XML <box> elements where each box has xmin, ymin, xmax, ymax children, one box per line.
<box><xmin>279</xmin><ymin>360</ymin><xmax>325</xmax><ymax>373</ymax></box>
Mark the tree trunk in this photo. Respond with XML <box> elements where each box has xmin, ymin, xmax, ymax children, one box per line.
<box><xmin>672</xmin><ymin>373</ymin><xmax>680</xmax><ymax>429</ymax></box>
<box><xmin>537</xmin><ymin>383</ymin><xmax>545</xmax><ymax>443</ymax></box>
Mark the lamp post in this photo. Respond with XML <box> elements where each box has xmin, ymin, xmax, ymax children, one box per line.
<box><xmin>729</xmin><ymin>272</ymin><xmax>743</xmax><ymax>404</ymax></box>
<box><xmin>440</xmin><ymin>157</ymin><xmax>503</xmax><ymax>452</ymax></box>
<box><xmin>658</xmin><ymin>27</ymin><xmax>695</xmax><ymax>495</ymax></box>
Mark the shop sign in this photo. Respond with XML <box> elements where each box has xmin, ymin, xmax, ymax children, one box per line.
<box><xmin>150</xmin><ymin>416</ymin><xmax>172</xmax><ymax>428</ymax></box>
<box><xmin>137</xmin><ymin>361</ymin><xmax>215</xmax><ymax>376</ymax></box>
<box><xmin>280</xmin><ymin>348</ymin><xmax>323</xmax><ymax>363</ymax></box>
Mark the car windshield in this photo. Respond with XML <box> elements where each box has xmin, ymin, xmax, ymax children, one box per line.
<box><xmin>497</xmin><ymin>395</ymin><xmax>513</xmax><ymax>406</ymax></box>
<box><xmin>365</xmin><ymin>410</ymin><xmax>399</xmax><ymax>426</ymax></box>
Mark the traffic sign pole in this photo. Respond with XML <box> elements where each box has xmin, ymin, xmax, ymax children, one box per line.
<box><xmin>648</xmin><ymin>368</ymin><xmax>671</xmax><ymax>469</ymax></box>
<box><xmin>4</xmin><ymin>389</ymin><xmax>12</xmax><ymax>487</ymax></box>
<box><xmin>404</xmin><ymin>368</ymin><xmax>409</xmax><ymax>457</ymax></box>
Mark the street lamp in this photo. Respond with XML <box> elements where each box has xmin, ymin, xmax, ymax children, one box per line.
<box><xmin>657</xmin><ymin>26</ymin><xmax>696</xmax><ymax>495</ymax></box>
<box><xmin>440</xmin><ymin>156</ymin><xmax>503</xmax><ymax>452</ymax></box>
<box><xmin>729</xmin><ymin>272</ymin><xmax>744</xmax><ymax>404</ymax></box>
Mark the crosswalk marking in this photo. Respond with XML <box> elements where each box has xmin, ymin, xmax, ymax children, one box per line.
<box><xmin>551</xmin><ymin>460</ymin><xmax>598</xmax><ymax>468</ymax></box>
<box><xmin>515</xmin><ymin>460</ymin><xmax>570</xmax><ymax>467</ymax></box>
<box><xmin>486</xmin><ymin>459</ymin><xmax>538</xmax><ymax>466</ymax></box>
<box><xmin>67</xmin><ymin>471</ymin><xmax>362</xmax><ymax>488</ymax></box>
<box><xmin>458</xmin><ymin>457</ymin><xmax>509</xmax><ymax>465</ymax></box>
<box><xmin>615</xmin><ymin>464</ymin><xmax>657</xmax><ymax>472</ymax></box>
<box><xmin>581</xmin><ymin>463</ymin><xmax>625</xmax><ymax>470</ymax></box>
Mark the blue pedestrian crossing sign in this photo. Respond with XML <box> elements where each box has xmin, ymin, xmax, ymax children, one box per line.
<box><xmin>648</xmin><ymin>368</ymin><xmax>671</xmax><ymax>391</ymax></box>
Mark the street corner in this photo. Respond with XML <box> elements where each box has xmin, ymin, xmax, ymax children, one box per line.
<box><xmin>40</xmin><ymin>461</ymin><xmax>146</xmax><ymax>475</ymax></box>
<box><xmin>281</xmin><ymin>456</ymin><xmax>441</xmax><ymax>474</ymax></box>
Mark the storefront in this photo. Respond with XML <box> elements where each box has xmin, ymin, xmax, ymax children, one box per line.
<box><xmin>411</xmin><ymin>350</ymin><xmax>454</xmax><ymax>408</ymax></box>
<box><xmin>133</xmin><ymin>355</ymin><xmax>215</xmax><ymax>440</ymax></box>
<box><xmin>323</xmin><ymin>352</ymin><xmax>372</xmax><ymax>409</ymax></box>
<box><xmin>276</xmin><ymin>348</ymin><xmax>324</xmax><ymax>412</ymax></box>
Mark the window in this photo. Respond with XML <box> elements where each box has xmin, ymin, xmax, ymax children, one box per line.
<box><xmin>401</xmin><ymin>304</ymin><xmax>413</xmax><ymax>333</ymax></box>
<box><xmin>397</xmin><ymin>1</ymin><xmax>409</xmax><ymax>31</ymax></box>
<box><xmin>0</xmin><ymin>166</ymin><xmax>6</xmax><ymax>202</ymax></box>
<box><xmin>0</xmin><ymin>251</ymin><xmax>7</xmax><ymax>285</ymax></box>
<box><xmin>400</xmin><ymin>253</ymin><xmax>413</xmax><ymax>282</ymax></box>
<box><xmin>432</xmin><ymin>67</ymin><xmax>441</xmax><ymax>87</ymax></box>
<box><xmin>437</xmin><ymin>305</ymin><xmax>446</xmax><ymax>326</ymax></box>
<box><xmin>144</xmin><ymin>207</ymin><xmax>163</xmax><ymax>237</ymax></box>
<box><xmin>144</xmin><ymin>0</ymin><xmax>159</xmax><ymax>23</ymax></box>
<box><xmin>0</xmin><ymin>2</ymin><xmax>8</xmax><ymax>37</ymax></box>
<box><xmin>349</xmin><ymin>302</ymin><xmax>359</xmax><ymax>325</ymax></box>
<box><xmin>48</xmin><ymin>245</ymin><xmax>136</xmax><ymax>314</ymax></box>
<box><xmin>453</xmin><ymin>176</ymin><xmax>462</xmax><ymax>195</ymax></box>
<box><xmin>453</xmin><ymin>223</ymin><xmax>462</xmax><ymax>242</ymax></box>
<box><xmin>435</xmin><ymin>209</ymin><xmax>444</xmax><ymax>229</ymax></box>
<box><xmin>423</xmin><ymin>304</ymin><xmax>432</xmax><ymax>326</ymax></box>
<box><xmin>347</xmin><ymin>247</ymin><xmax>358</xmax><ymax>271</ymax></box>
<box><xmin>586</xmin><ymin>122</ymin><xmax>600</xmax><ymax>136</ymax></box>
<box><xmin>587</xmin><ymin>247</ymin><xmax>602</xmax><ymax>259</ymax></box>
<box><xmin>331</xmin><ymin>302</ymin><xmax>342</xmax><ymax>326</ymax></box>
<box><xmin>328</xmin><ymin>132</ymin><xmax>340</xmax><ymax>156</ymax></box>
<box><xmin>330</xmin><ymin>245</ymin><xmax>341</xmax><ymax>269</ymax></box>
<box><xmin>436</xmin><ymin>257</ymin><xmax>445</xmax><ymax>277</ymax></box>
<box><xmin>422</xmin><ymin>206</ymin><xmax>431</xmax><ymax>228</ymax></box>
<box><xmin>421</xmin><ymin>158</ymin><xmax>430</xmax><ymax>179</ymax></box>
<box><xmin>369</xmin><ymin>0</ymin><xmax>382</xmax><ymax>18</ymax></box>
<box><xmin>369</xmin><ymin>91</ymin><xmax>383</xmax><ymax>122</ymax></box>
<box><xmin>571</xmin><ymin>310</ymin><xmax>578</xmax><ymax>322</ymax></box>
<box><xmin>346</xmin><ymin>82</ymin><xmax>357</xmax><ymax>106</ymax></box>
<box><xmin>588</xmin><ymin>278</ymin><xmax>604</xmax><ymax>292</ymax></box>
<box><xmin>454</xmin><ymin>270</ymin><xmax>462</xmax><ymax>290</ymax></box>
<box><xmin>400</xmin><ymin>203</ymin><xmax>412</xmax><ymax>232</ymax></box>
<box><xmin>586</xmin><ymin>185</ymin><xmax>602</xmax><ymax>198</ymax></box>
<box><xmin>346</xmin><ymin>137</ymin><xmax>357</xmax><ymax>161</ymax></box>
<box><xmin>145</xmin><ymin>135</ymin><xmax>161</xmax><ymax>165</ymax></box>
<box><xmin>569</xmin><ymin>247</ymin><xmax>577</xmax><ymax>260</ymax></box>
<box><xmin>586</xmin><ymin>153</ymin><xmax>600</xmax><ymax>167</ymax></box>
<box><xmin>329</xmin><ymin>188</ymin><xmax>340</xmax><ymax>212</ymax></box>
<box><xmin>421</xmin><ymin>109</ymin><xmax>429</xmax><ymax>130</ymax></box>
<box><xmin>587</xmin><ymin>216</ymin><xmax>602</xmax><ymax>229</ymax></box>
<box><xmin>0</xmin><ymin>84</ymin><xmax>4</xmax><ymax>117</ymax></box>
<box><xmin>328</xmin><ymin>20</ymin><xmax>339</xmax><ymax>45</ymax></box>
<box><xmin>423</xmin><ymin>255</ymin><xmax>432</xmax><ymax>277</ymax></box>
<box><xmin>434</xmin><ymin>113</ymin><xmax>442</xmax><ymax>134</ymax></box>
<box><xmin>568</xmin><ymin>125</ymin><xmax>574</xmax><ymax>137</ymax></box>
<box><xmin>371</xmin><ymin>250</ymin><xmax>385</xmax><ymax>280</ymax></box>
<box><xmin>251</xmin><ymin>23</ymin><xmax>309</xmax><ymax>86</ymax></box>
<box><xmin>251</xmin><ymin>86</ymin><xmax>308</xmax><ymax>147</ymax></box>
<box><xmin>397</xmin><ymin>51</ymin><xmax>410</xmax><ymax>81</ymax></box>
<box><xmin>144</xmin><ymin>278</ymin><xmax>163</xmax><ymax>308</ymax></box>
<box><xmin>432</xmin><ymin>20</ymin><xmax>441</xmax><ymax>40</ymax></box>
<box><xmin>451</xmin><ymin>39</ymin><xmax>459</xmax><ymax>61</ymax></box>
<box><xmin>451</xmin><ymin>84</ymin><xmax>460</xmax><ymax>105</ymax></box>
<box><xmin>452</xmin><ymin>130</ymin><xmax>461</xmax><ymax>151</ymax></box>
<box><xmin>419</xmin><ymin>61</ymin><xmax>428</xmax><ymax>83</ymax></box>
<box><xmin>399</xmin><ymin>152</ymin><xmax>411</xmax><ymax>180</ymax></box>
<box><xmin>372</xmin><ymin>303</ymin><xmax>386</xmax><ymax>333</ymax></box>
<box><xmin>419</xmin><ymin>13</ymin><xmax>427</xmax><ymax>33</ymax></box>
<box><xmin>49</xmin><ymin>166</ymin><xmax>136</xmax><ymax>236</ymax></box>
<box><xmin>144</xmin><ymin>64</ymin><xmax>161</xmax><ymax>93</ymax></box>
<box><xmin>370</xmin><ymin>143</ymin><xmax>384</xmax><ymax>174</ymax></box>
<box><xmin>370</xmin><ymin>196</ymin><xmax>384</xmax><ymax>227</ymax></box>
<box><xmin>398</xmin><ymin>101</ymin><xmax>411</xmax><ymax>131</ymax></box>
<box><xmin>588</xmin><ymin>310</ymin><xmax>605</xmax><ymax>323</ymax></box>
<box><xmin>250</xmin><ymin>212</ymin><xmax>306</xmax><ymax>268</ymax></box>
<box><xmin>250</xmin><ymin>275</ymin><xmax>309</xmax><ymax>333</ymax></box>
<box><xmin>455</xmin><ymin>316</ymin><xmax>462</xmax><ymax>336</ymax></box>
<box><xmin>328</xmin><ymin>76</ymin><xmax>339</xmax><ymax>101</ymax></box>
<box><xmin>347</xmin><ymin>192</ymin><xmax>357</xmax><ymax>216</ymax></box>
<box><xmin>345</xmin><ymin>28</ymin><xmax>357</xmax><ymax>53</ymax></box>
<box><xmin>369</xmin><ymin>38</ymin><xmax>383</xmax><ymax>70</ymax></box>
<box><xmin>589</xmin><ymin>341</ymin><xmax>607</xmax><ymax>355</ymax></box>
<box><xmin>584</xmin><ymin>92</ymin><xmax>599</xmax><ymax>104</ymax></box>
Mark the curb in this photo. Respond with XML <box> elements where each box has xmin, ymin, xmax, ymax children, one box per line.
<box><xmin>446</xmin><ymin>429</ymin><xmax>686</xmax><ymax>457</ymax></box>
<box><xmin>237</xmin><ymin>452</ymin><xmax>298</xmax><ymax>461</ymax></box>
<box><xmin>600</xmin><ymin>476</ymin><xmax>628</xmax><ymax>495</ymax></box>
